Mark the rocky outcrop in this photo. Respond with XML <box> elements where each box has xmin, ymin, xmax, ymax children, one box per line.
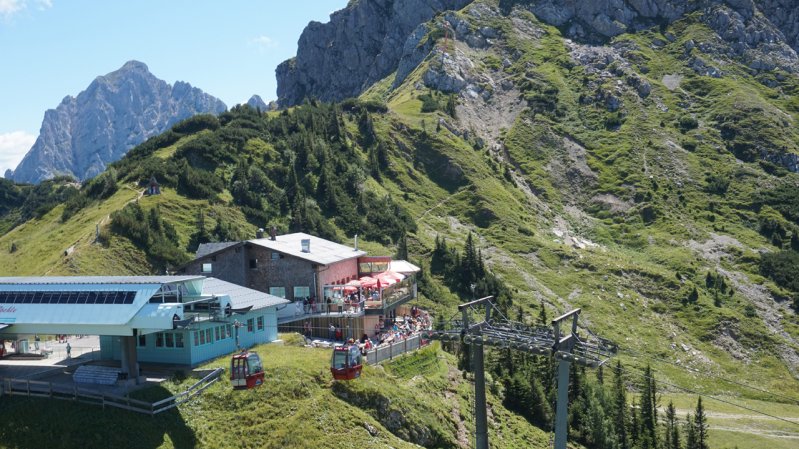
<box><xmin>11</xmin><ymin>61</ymin><xmax>226</xmax><ymax>184</ymax></box>
<box><xmin>276</xmin><ymin>0</ymin><xmax>471</xmax><ymax>107</ymax></box>
<box><xmin>277</xmin><ymin>0</ymin><xmax>799</xmax><ymax>107</ymax></box>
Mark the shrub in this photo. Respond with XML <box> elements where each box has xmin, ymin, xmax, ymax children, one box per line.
<box><xmin>678</xmin><ymin>116</ymin><xmax>698</xmax><ymax>132</ymax></box>
<box><xmin>760</xmin><ymin>250</ymin><xmax>799</xmax><ymax>293</ymax></box>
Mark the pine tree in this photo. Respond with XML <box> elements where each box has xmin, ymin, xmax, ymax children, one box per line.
<box><xmin>630</xmin><ymin>398</ymin><xmax>641</xmax><ymax>447</ymax></box>
<box><xmin>612</xmin><ymin>361</ymin><xmax>630</xmax><ymax>449</ymax></box>
<box><xmin>665</xmin><ymin>400</ymin><xmax>681</xmax><ymax>449</ymax></box>
<box><xmin>685</xmin><ymin>413</ymin><xmax>697</xmax><ymax>449</ymax></box>
<box><xmin>396</xmin><ymin>232</ymin><xmax>408</xmax><ymax>260</ymax></box>
<box><xmin>538</xmin><ymin>300</ymin><xmax>548</xmax><ymax>326</ymax></box>
<box><xmin>791</xmin><ymin>232</ymin><xmax>799</xmax><ymax>251</ymax></box>
<box><xmin>694</xmin><ymin>397</ymin><xmax>709</xmax><ymax>449</ymax></box>
<box><xmin>640</xmin><ymin>365</ymin><xmax>658</xmax><ymax>448</ymax></box>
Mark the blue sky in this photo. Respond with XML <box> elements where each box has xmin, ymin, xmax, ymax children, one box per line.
<box><xmin>0</xmin><ymin>0</ymin><xmax>348</xmax><ymax>174</ymax></box>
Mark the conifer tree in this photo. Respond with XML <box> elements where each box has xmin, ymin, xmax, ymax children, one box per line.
<box><xmin>665</xmin><ymin>400</ymin><xmax>681</xmax><ymax>449</ymax></box>
<box><xmin>639</xmin><ymin>365</ymin><xmax>658</xmax><ymax>448</ymax></box>
<box><xmin>685</xmin><ymin>413</ymin><xmax>697</xmax><ymax>449</ymax></box>
<box><xmin>694</xmin><ymin>397</ymin><xmax>709</xmax><ymax>449</ymax></box>
<box><xmin>612</xmin><ymin>361</ymin><xmax>630</xmax><ymax>449</ymax></box>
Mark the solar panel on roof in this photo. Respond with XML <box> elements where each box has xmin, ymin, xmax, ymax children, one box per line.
<box><xmin>0</xmin><ymin>291</ymin><xmax>138</xmax><ymax>305</ymax></box>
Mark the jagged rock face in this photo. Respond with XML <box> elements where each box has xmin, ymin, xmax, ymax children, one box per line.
<box><xmin>519</xmin><ymin>0</ymin><xmax>797</xmax><ymax>49</ymax></box>
<box><xmin>276</xmin><ymin>0</ymin><xmax>472</xmax><ymax>107</ymax></box>
<box><xmin>277</xmin><ymin>0</ymin><xmax>799</xmax><ymax>108</ymax></box>
<box><xmin>11</xmin><ymin>61</ymin><xmax>227</xmax><ymax>184</ymax></box>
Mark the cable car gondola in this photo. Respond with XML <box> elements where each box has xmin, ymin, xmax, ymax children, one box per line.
<box><xmin>330</xmin><ymin>343</ymin><xmax>363</xmax><ymax>380</ymax></box>
<box><xmin>231</xmin><ymin>350</ymin><xmax>265</xmax><ymax>389</ymax></box>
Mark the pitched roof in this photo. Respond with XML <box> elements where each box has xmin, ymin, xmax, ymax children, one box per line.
<box><xmin>248</xmin><ymin>232</ymin><xmax>366</xmax><ymax>266</ymax></box>
<box><xmin>389</xmin><ymin>260</ymin><xmax>421</xmax><ymax>274</ymax></box>
<box><xmin>195</xmin><ymin>242</ymin><xmax>241</xmax><ymax>259</ymax></box>
<box><xmin>202</xmin><ymin>277</ymin><xmax>288</xmax><ymax>310</ymax></box>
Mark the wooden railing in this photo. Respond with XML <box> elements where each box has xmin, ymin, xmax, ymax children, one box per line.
<box><xmin>0</xmin><ymin>367</ymin><xmax>224</xmax><ymax>415</ymax></box>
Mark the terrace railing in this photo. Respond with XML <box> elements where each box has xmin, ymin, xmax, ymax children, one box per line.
<box><xmin>364</xmin><ymin>333</ymin><xmax>429</xmax><ymax>365</ymax></box>
<box><xmin>0</xmin><ymin>367</ymin><xmax>224</xmax><ymax>415</ymax></box>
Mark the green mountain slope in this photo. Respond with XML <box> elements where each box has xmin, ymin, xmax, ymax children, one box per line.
<box><xmin>2</xmin><ymin>0</ymin><xmax>799</xmax><ymax>447</ymax></box>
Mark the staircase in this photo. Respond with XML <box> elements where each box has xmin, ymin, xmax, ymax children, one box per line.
<box><xmin>72</xmin><ymin>365</ymin><xmax>121</xmax><ymax>385</ymax></box>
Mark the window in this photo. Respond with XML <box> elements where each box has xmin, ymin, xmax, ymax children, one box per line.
<box><xmin>226</xmin><ymin>325</ymin><xmax>232</xmax><ymax>338</ymax></box>
<box><xmin>257</xmin><ymin>316</ymin><xmax>264</xmax><ymax>331</ymax></box>
<box><xmin>205</xmin><ymin>328</ymin><xmax>212</xmax><ymax>344</ymax></box>
<box><xmin>269</xmin><ymin>287</ymin><xmax>286</xmax><ymax>298</ymax></box>
<box><xmin>271</xmin><ymin>252</ymin><xmax>280</xmax><ymax>260</ymax></box>
<box><xmin>202</xmin><ymin>263</ymin><xmax>212</xmax><ymax>273</ymax></box>
<box><xmin>215</xmin><ymin>326</ymin><xmax>220</xmax><ymax>341</ymax></box>
<box><xmin>138</xmin><ymin>334</ymin><xmax>146</xmax><ymax>347</ymax></box>
<box><xmin>193</xmin><ymin>331</ymin><xmax>199</xmax><ymax>346</ymax></box>
<box><xmin>293</xmin><ymin>286</ymin><xmax>310</xmax><ymax>299</ymax></box>
<box><xmin>247</xmin><ymin>318</ymin><xmax>254</xmax><ymax>332</ymax></box>
<box><xmin>249</xmin><ymin>258</ymin><xmax>258</xmax><ymax>269</ymax></box>
<box><xmin>199</xmin><ymin>330</ymin><xmax>206</xmax><ymax>345</ymax></box>
<box><xmin>175</xmin><ymin>333</ymin><xmax>184</xmax><ymax>348</ymax></box>
<box><xmin>165</xmin><ymin>333</ymin><xmax>174</xmax><ymax>348</ymax></box>
<box><xmin>156</xmin><ymin>333</ymin><xmax>164</xmax><ymax>347</ymax></box>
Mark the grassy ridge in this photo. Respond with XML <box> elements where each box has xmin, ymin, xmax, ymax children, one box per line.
<box><xmin>0</xmin><ymin>338</ymin><xmax>552</xmax><ymax>449</ymax></box>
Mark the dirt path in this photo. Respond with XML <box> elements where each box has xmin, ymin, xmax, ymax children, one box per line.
<box><xmin>417</xmin><ymin>189</ymin><xmax>468</xmax><ymax>222</ymax></box>
<box><xmin>665</xmin><ymin>406</ymin><xmax>799</xmax><ymax>439</ymax></box>
<box><xmin>445</xmin><ymin>365</ymin><xmax>470</xmax><ymax>449</ymax></box>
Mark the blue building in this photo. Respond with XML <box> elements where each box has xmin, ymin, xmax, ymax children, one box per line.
<box><xmin>0</xmin><ymin>276</ymin><xmax>287</xmax><ymax>380</ymax></box>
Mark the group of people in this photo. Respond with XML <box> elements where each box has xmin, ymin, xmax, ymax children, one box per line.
<box><xmin>373</xmin><ymin>308</ymin><xmax>432</xmax><ymax>348</ymax></box>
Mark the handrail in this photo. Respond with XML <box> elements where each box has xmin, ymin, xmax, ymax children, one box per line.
<box><xmin>0</xmin><ymin>367</ymin><xmax>225</xmax><ymax>416</ymax></box>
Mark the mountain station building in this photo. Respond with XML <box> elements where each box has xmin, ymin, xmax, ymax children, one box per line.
<box><xmin>179</xmin><ymin>231</ymin><xmax>420</xmax><ymax>340</ymax></box>
<box><xmin>0</xmin><ymin>276</ymin><xmax>287</xmax><ymax>381</ymax></box>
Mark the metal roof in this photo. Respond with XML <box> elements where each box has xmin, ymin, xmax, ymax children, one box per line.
<box><xmin>202</xmin><ymin>277</ymin><xmax>289</xmax><ymax>310</ymax></box>
<box><xmin>0</xmin><ymin>276</ymin><xmax>204</xmax><ymax>285</ymax></box>
<box><xmin>249</xmin><ymin>233</ymin><xmax>366</xmax><ymax>266</ymax></box>
<box><xmin>389</xmin><ymin>260</ymin><xmax>421</xmax><ymax>274</ymax></box>
<box><xmin>195</xmin><ymin>242</ymin><xmax>241</xmax><ymax>259</ymax></box>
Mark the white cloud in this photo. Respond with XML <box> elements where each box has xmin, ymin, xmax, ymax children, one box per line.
<box><xmin>0</xmin><ymin>0</ymin><xmax>51</xmax><ymax>19</ymax></box>
<box><xmin>250</xmin><ymin>35</ymin><xmax>278</xmax><ymax>52</ymax></box>
<box><xmin>0</xmin><ymin>0</ymin><xmax>24</xmax><ymax>18</ymax></box>
<box><xmin>0</xmin><ymin>131</ymin><xmax>36</xmax><ymax>175</ymax></box>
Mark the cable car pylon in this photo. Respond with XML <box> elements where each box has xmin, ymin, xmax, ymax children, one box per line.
<box><xmin>422</xmin><ymin>297</ymin><xmax>616</xmax><ymax>449</ymax></box>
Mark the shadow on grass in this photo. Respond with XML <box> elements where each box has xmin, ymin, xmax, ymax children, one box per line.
<box><xmin>0</xmin><ymin>385</ymin><xmax>196</xmax><ymax>449</ymax></box>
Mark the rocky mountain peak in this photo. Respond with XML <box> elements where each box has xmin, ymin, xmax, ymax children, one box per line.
<box><xmin>276</xmin><ymin>0</ymin><xmax>472</xmax><ymax>107</ymax></box>
<box><xmin>276</xmin><ymin>0</ymin><xmax>799</xmax><ymax>107</ymax></box>
<box><xmin>10</xmin><ymin>61</ymin><xmax>227</xmax><ymax>184</ymax></box>
<box><xmin>246</xmin><ymin>94</ymin><xmax>269</xmax><ymax>111</ymax></box>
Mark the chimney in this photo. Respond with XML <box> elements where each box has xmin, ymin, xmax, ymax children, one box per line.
<box><xmin>270</xmin><ymin>226</ymin><xmax>277</xmax><ymax>241</ymax></box>
<box><xmin>256</xmin><ymin>228</ymin><xmax>264</xmax><ymax>239</ymax></box>
<box><xmin>301</xmin><ymin>239</ymin><xmax>311</xmax><ymax>253</ymax></box>
<box><xmin>354</xmin><ymin>234</ymin><xmax>358</xmax><ymax>251</ymax></box>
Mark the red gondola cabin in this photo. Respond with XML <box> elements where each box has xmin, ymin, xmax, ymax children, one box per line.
<box><xmin>231</xmin><ymin>351</ymin><xmax>265</xmax><ymax>389</ymax></box>
<box><xmin>330</xmin><ymin>344</ymin><xmax>363</xmax><ymax>380</ymax></box>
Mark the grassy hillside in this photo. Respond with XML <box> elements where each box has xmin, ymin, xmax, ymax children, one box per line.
<box><xmin>0</xmin><ymin>339</ymin><xmax>553</xmax><ymax>449</ymax></box>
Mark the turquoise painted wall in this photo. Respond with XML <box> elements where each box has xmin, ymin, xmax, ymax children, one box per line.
<box><xmin>100</xmin><ymin>307</ymin><xmax>279</xmax><ymax>366</ymax></box>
